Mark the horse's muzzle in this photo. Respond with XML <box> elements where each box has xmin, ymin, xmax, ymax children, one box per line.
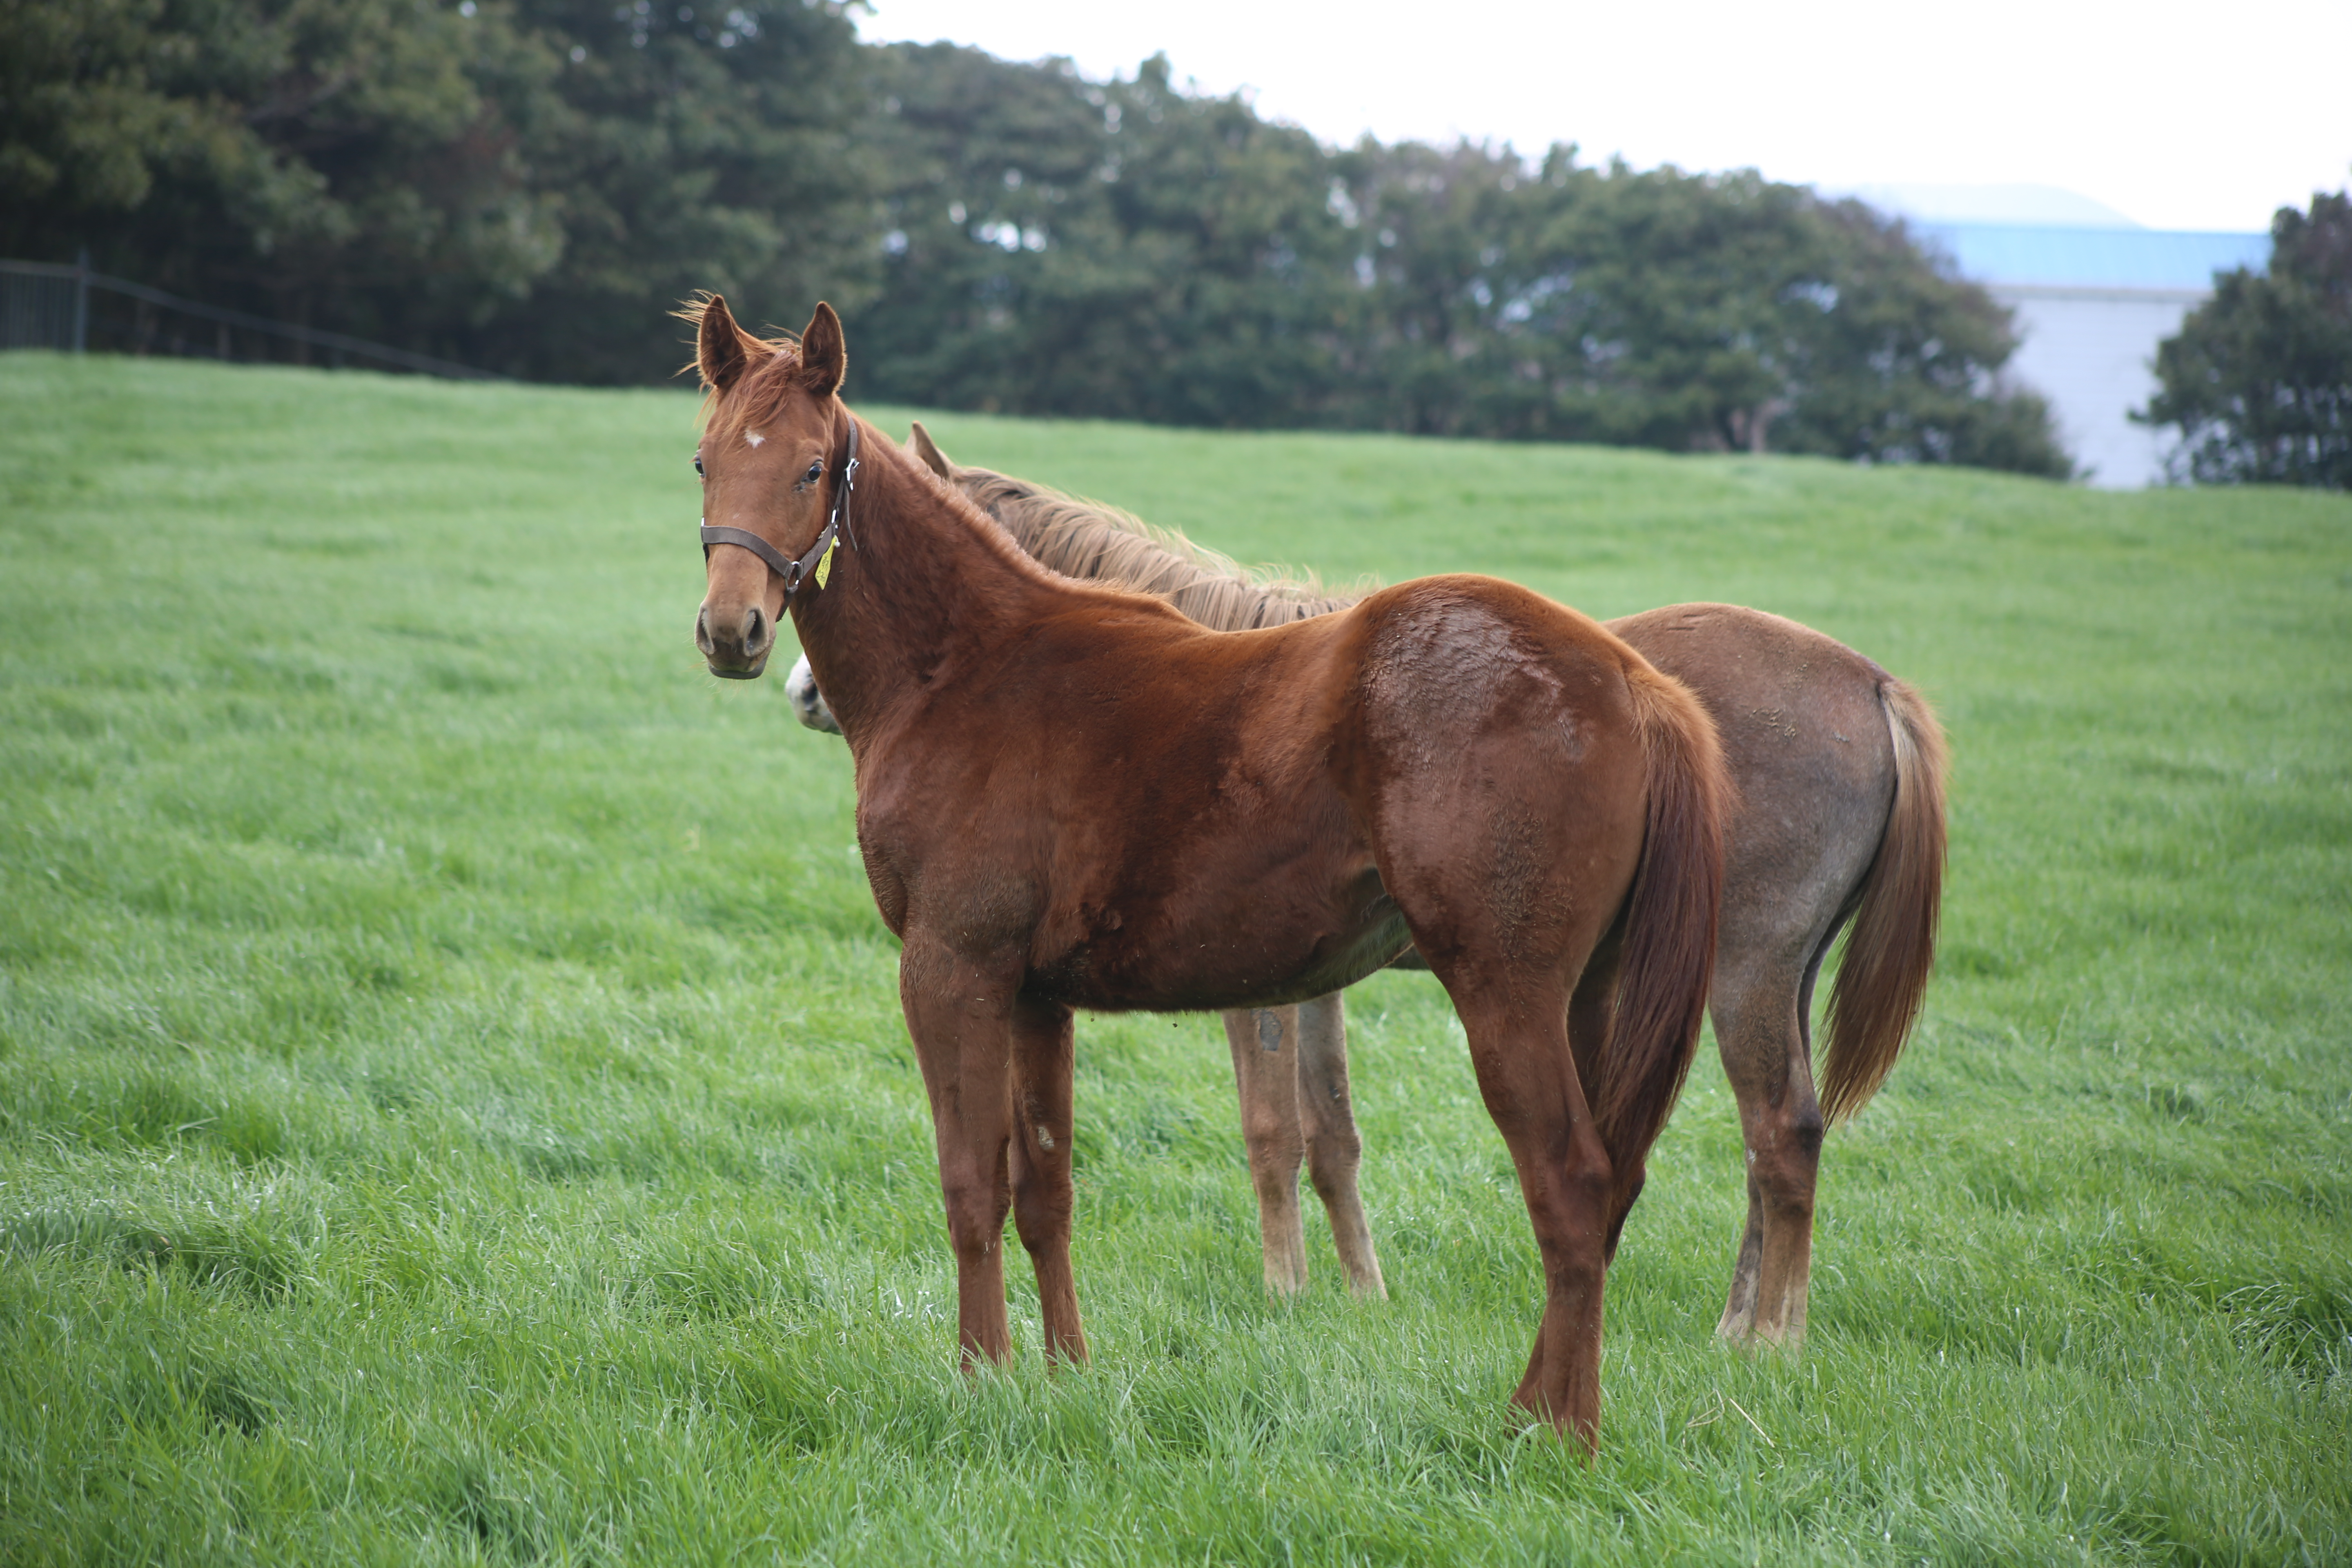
<box><xmin>697</xmin><ymin>601</ymin><xmax>774</xmax><ymax>679</ymax></box>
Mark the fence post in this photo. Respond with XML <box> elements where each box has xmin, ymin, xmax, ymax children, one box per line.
<box><xmin>73</xmin><ymin>248</ymin><xmax>89</xmax><ymax>353</ymax></box>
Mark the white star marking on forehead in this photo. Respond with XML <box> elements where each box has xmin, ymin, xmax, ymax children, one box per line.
<box><xmin>744</xmin><ymin>431</ymin><xmax>766</xmax><ymax>447</ymax></box>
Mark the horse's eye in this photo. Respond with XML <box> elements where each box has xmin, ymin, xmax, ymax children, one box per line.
<box><xmin>804</xmin><ymin>460</ymin><xmax>824</xmax><ymax>483</ymax></box>
<box><xmin>693</xmin><ymin>454</ymin><xmax>705</xmax><ymax>477</ymax></box>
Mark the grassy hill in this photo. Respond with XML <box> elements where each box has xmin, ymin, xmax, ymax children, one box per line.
<box><xmin>2</xmin><ymin>352</ymin><xmax>2347</xmax><ymax>1565</ymax></box>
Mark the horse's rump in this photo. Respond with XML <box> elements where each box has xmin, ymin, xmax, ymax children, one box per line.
<box><xmin>1336</xmin><ymin>575</ymin><xmax>1726</xmax><ymax>1169</ymax></box>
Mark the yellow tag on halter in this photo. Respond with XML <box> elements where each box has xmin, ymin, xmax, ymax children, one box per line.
<box><xmin>814</xmin><ymin>539</ymin><xmax>835</xmax><ymax>588</ymax></box>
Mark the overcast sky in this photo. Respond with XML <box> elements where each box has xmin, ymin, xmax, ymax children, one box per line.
<box><xmin>854</xmin><ymin>0</ymin><xmax>2350</xmax><ymax>234</ymax></box>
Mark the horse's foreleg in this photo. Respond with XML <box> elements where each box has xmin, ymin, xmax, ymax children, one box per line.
<box><xmin>1710</xmin><ymin>976</ymin><xmax>1824</xmax><ymax>1350</ymax></box>
<box><xmin>1224</xmin><ymin>1006</ymin><xmax>1309</xmax><ymax>1294</ymax></box>
<box><xmin>1009</xmin><ymin>994</ymin><xmax>1088</xmax><ymax>1362</ymax></box>
<box><xmin>1295</xmin><ymin>993</ymin><xmax>1386</xmax><ymax>1298</ymax></box>
<box><xmin>902</xmin><ymin>943</ymin><xmax>1020</xmax><ymax>1367</ymax></box>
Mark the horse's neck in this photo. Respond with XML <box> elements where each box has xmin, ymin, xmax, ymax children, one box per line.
<box><xmin>794</xmin><ymin>421</ymin><xmax>1058</xmax><ymax>739</ymax></box>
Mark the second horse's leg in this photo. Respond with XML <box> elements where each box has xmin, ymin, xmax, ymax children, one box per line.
<box><xmin>1224</xmin><ymin>1006</ymin><xmax>1309</xmax><ymax>1294</ymax></box>
<box><xmin>1710</xmin><ymin>955</ymin><xmax>1826</xmax><ymax>1349</ymax></box>
<box><xmin>1295</xmin><ymin>993</ymin><xmax>1386</xmax><ymax>1298</ymax></box>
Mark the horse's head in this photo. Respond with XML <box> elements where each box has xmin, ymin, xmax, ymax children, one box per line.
<box><xmin>688</xmin><ymin>294</ymin><xmax>852</xmax><ymax>680</ymax></box>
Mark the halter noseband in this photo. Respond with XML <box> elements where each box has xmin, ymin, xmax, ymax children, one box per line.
<box><xmin>698</xmin><ymin>412</ymin><xmax>860</xmax><ymax>598</ymax></box>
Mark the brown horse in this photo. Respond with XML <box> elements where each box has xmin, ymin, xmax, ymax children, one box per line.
<box><xmin>687</xmin><ymin>296</ymin><xmax>1728</xmax><ymax>1445</ymax></box>
<box><xmin>792</xmin><ymin>422</ymin><xmax>1947</xmax><ymax>1348</ymax></box>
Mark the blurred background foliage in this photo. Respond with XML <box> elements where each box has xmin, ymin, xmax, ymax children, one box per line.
<box><xmin>2141</xmin><ymin>192</ymin><xmax>2352</xmax><ymax>489</ymax></box>
<box><xmin>2</xmin><ymin>0</ymin><xmax>2077</xmax><ymax>472</ymax></box>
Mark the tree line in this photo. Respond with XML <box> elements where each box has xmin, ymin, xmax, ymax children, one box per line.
<box><xmin>0</xmin><ymin>0</ymin><xmax>2098</xmax><ymax>473</ymax></box>
<box><xmin>2140</xmin><ymin>191</ymin><xmax>2350</xmax><ymax>490</ymax></box>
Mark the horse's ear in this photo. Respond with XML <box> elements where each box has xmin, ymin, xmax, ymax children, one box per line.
<box><xmin>799</xmin><ymin>301</ymin><xmax>847</xmax><ymax>396</ymax></box>
<box><xmin>696</xmin><ymin>294</ymin><xmax>757</xmax><ymax>393</ymax></box>
<box><xmin>907</xmin><ymin>420</ymin><xmax>954</xmax><ymax>479</ymax></box>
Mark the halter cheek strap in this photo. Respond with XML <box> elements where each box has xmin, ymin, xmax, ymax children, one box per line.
<box><xmin>699</xmin><ymin>414</ymin><xmax>861</xmax><ymax>598</ymax></box>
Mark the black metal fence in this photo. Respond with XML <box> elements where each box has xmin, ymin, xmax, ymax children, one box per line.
<box><xmin>0</xmin><ymin>256</ymin><xmax>499</xmax><ymax>380</ymax></box>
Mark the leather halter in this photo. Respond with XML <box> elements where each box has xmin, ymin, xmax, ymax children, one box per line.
<box><xmin>698</xmin><ymin>412</ymin><xmax>860</xmax><ymax>597</ymax></box>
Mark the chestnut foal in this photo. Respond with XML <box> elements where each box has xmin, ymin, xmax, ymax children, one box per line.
<box><xmin>792</xmin><ymin>425</ymin><xmax>1947</xmax><ymax>1349</ymax></box>
<box><xmin>687</xmin><ymin>298</ymin><xmax>1728</xmax><ymax>1446</ymax></box>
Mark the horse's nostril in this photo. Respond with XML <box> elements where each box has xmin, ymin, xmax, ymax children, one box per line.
<box><xmin>744</xmin><ymin>606</ymin><xmax>768</xmax><ymax>652</ymax></box>
<box><xmin>695</xmin><ymin>605</ymin><xmax>715</xmax><ymax>656</ymax></box>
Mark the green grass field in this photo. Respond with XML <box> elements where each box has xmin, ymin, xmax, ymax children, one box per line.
<box><xmin>2</xmin><ymin>351</ymin><xmax>2347</xmax><ymax>1566</ymax></box>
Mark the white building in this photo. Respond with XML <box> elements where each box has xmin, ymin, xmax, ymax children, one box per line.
<box><xmin>1849</xmin><ymin>185</ymin><xmax>2273</xmax><ymax>487</ymax></box>
<box><xmin>1910</xmin><ymin>222</ymin><xmax>2272</xmax><ymax>486</ymax></box>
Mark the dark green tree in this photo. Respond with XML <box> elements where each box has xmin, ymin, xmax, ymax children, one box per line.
<box><xmin>843</xmin><ymin>47</ymin><xmax>1356</xmax><ymax>429</ymax></box>
<box><xmin>1771</xmin><ymin>197</ymin><xmax>2067</xmax><ymax>473</ymax></box>
<box><xmin>837</xmin><ymin>42</ymin><xmax>1114</xmax><ymax>412</ymax></box>
<box><xmin>1325</xmin><ymin>145</ymin><xmax>2067</xmax><ymax>473</ymax></box>
<box><xmin>2140</xmin><ymin>189</ymin><xmax>2352</xmax><ymax>489</ymax></box>
<box><xmin>0</xmin><ymin>0</ymin><xmax>876</xmax><ymax>381</ymax></box>
<box><xmin>1</xmin><ymin>0</ymin><xmax>566</xmax><ymax>342</ymax></box>
<box><xmin>477</xmin><ymin>0</ymin><xmax>878</xmax><ymax>381</ymax></box>
<box><xmin>2</xmin><ymin>10</ymin><xmax>2072</xmax><ymax>470</ymax></box>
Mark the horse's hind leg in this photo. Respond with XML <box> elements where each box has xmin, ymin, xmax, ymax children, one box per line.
<box><xmin>1295</xmin><ymin>993</ymin><xmax>1387</xmax><ymax>1298</ymax></box>
<box><xmin>1711</xmin><ymin>943</ymin><xmax>1829</xmax><ymax>1349</ymax></box>
<box><xmin>1011</xmin><ymin>994</ymin><xmax>1089</xmax><ymax>1361</ymax></box>
<box><xmin>1224</xmin><ymin>1006</ymin><xmax>1310</xmax><ymax>1294</ymax></box>
<box><xmin>1413</xmin><ymin>833</ymin><xmax>1633</xmax><ymax>1444</ymax></box>
<box><xmin>1445</xmin><ymin>975</ymin><xmax>1615</xmax><ymax>1446</ymax></box>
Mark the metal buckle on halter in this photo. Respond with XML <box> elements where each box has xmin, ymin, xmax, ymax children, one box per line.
<box><xmin>835</xmin><ymin>423</ymin><xmax>861</xmax><ymax>551</ymax></box>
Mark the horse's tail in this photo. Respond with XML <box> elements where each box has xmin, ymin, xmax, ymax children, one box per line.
<box><xmin>1818</xmin><ymin>677</ymin><xmax>1949</xmax><ymax>1123</ymax></box>
<box><xmin>1594</xmin><ymin>662</ymin><xmax>1730</xmax><ymax>1173</ymax></box>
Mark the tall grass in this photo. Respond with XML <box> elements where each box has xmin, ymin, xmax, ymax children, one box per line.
<box><xmin>2</xmin><ymin>352</ymin><xmax>2346</xmax><ymax>1565</ymax></box>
